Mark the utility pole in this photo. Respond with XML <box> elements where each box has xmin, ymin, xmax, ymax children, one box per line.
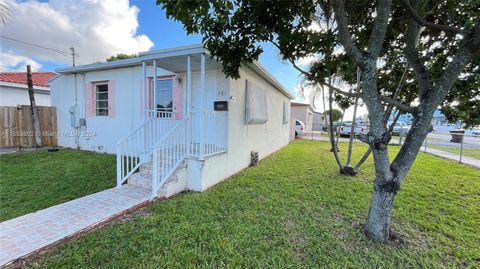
<box><xmin>27</xmin><ymin>65</ymin><xmax>42</xmax><ymax>147</ymax></box>
<box><xmin>70</xmin><ymin>47</ymin><xmax>75</xmax><ymax>66</ymax></box>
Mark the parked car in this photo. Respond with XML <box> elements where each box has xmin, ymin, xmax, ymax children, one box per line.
<box><xmin>295</xmin><ymin>120</ymin><xmax>305</xmax><ymax>137</ymax></box>
<box><xmin>471</xmin><ymin>127</ymin><xmax>480</xmax><ymax>136</ymax></box>
<box><xmin>338</xmin><ymin>123</ymin><xmax>364</xmax><ymax>136</ymax></box>
<box><xmin>388</xmin><ymin>121</ymin><xmax>410</xmax><ymax>136</ymax></box>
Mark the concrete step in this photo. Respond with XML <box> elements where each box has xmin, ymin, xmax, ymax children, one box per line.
<box><xmin>128</xmin><ymin>171</ymin><xmax>152</xmax><ymax>190</ymax></box>
<box><xmin>128</xmin><ymin>160</ymin><xmax>187</xmax><ymax>198</ymax></box>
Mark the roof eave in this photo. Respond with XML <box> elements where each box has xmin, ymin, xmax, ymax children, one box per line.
<box><xmin>248</xmin><ymin>61</ymin><xmax>295</xmax><ymax>99</ymax></box>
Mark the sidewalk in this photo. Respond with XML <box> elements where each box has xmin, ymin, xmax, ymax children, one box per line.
<box><xmin>299</xmin><ymin>135</ymin><xmax>480</xmax><ymax>168</ymax></box>
<box><xmin>0</xmin><ymin>185</ymin><xmax>151</xmax><ymax>267</ymax></box>
<box><xmin>423</xmin><ymin>147</ymin><xmax>480</xmax><ymax>168</ymax></box>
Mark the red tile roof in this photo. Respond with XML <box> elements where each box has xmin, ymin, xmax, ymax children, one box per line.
<box><xmin>0</xmin><ymin>72</ymin><xmax>57</xmax><ymax>87</ymax></box>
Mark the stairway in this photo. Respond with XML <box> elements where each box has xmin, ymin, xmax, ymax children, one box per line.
<box><xmin>127</xmin><ymin>160</ymin><xmax>187</xmax><ymax>198</ymax></box>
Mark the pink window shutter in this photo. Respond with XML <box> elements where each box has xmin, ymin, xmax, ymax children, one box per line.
<box><xmin>85</xmin><ymin>83</ymin><xmax>94</xmax><ymax>117</ymax></box>
<box><xmin>147</xmin><ymin>77</ymin><xmax>153</xmax><ymax>111</ymax></box>
<box><xmin>108</xmin><ymin>80</ymin><xmax>116</xmax><ymax>117</ymax></box>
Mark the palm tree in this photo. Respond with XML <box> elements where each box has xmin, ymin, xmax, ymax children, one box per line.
<box><xmin>0</xmin><ymin>1</ymin><xmax>11</xmax><ymax>25</ymax></box>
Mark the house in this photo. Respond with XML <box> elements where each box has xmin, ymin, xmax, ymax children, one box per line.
<box><xmin>312</xmin><ymin>111</ymin><xmax>326</xmax><ymax>131</ymax></box>
<box><xmin>0</xmin><ymin>72</ymin><xmax>57</xmax><ymax>106</ymax></box>
<box><xmin>49</xmin><ymin>44</ymin><xmax>294</xmax><ymax>198</ymax></box>
<box><xmin>290</xmin><ymin>101</ymin><xmax>317</xmax><ymax>132</ymax></box>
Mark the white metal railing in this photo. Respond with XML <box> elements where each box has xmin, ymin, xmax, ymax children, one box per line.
<box><xmin>189</xmin><ymin>111</ymin><xmax>228</xmax><ymax>157</ymax></box>
<box><xmin>152</xmin><ymin>118</ymin><xmax>189</xmax><ymax>197</ymax></box>
<box><xmin>145</xmin><ymin>109</ymin><xmax>176</xmax><ymax>119</ymax></box>
<box><xmin>116</xmin><ymin>117</ymin><xmax>178</xmax><ymax>187</ymax></box>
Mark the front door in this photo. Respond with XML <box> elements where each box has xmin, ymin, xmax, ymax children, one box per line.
<box><xmin>154</xmin><ymin>79</ymin><xmax>173</xmax><ymax>118</ymax></box>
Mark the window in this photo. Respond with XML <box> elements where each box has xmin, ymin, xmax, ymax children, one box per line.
<box><xmin>245</xmin><ymin>80</ymin><xmax>268</xmax><ymax>125</ymax></box>
<box><xmin>95</xmin><ymin>83</ymin><xmax>109</xmax><ymax>116</ymax></box>
<box><xmin>153</xmin><ymin>79</ymin><xmax>173</xmax><ymax>117</ymax></box>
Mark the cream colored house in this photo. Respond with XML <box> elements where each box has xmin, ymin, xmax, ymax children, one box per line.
<box><xmin>50</xmin><ymin>45</ymin><xmax>294</xmax><ymax>198</ymax></box>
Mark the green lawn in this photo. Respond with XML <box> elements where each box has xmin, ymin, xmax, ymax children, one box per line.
<box><xmin>428</xmin><ymin>145</ymin><xmax>480</xmax><ymax>160</ymax></box>
<box><xmin>0</xmin><ymin>149</ymin><xmax>116</xmax><ymax>221</ymax></box>
<box><xmin>23</xmin><ymin>141</ymin><xmax>480</xmax><ymax>268</ymax></box>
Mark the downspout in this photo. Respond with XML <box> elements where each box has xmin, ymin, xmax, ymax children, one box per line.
<box><xmin>74</xmin><ymin>72</ymin><xmax>80</xmax><ymax>149</ymax></box>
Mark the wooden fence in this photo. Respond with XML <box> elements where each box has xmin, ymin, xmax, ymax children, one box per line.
<box><xmin>0</xmin><ymin>106</ymin><xmax>57</xmax><ymax>148</ymax></box>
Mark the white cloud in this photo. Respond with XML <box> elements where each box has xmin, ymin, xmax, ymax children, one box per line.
<box><xmin>295</xmin><ymin>55</ymin><xmax>317</xmax><ymax>67</ymax></box>
<box><xmin>0</xmin><ymin>52</ymin><xmax>42</xmax><ymax>71</ymax></box>
<box><xmin>0</xmin><ymin>0</ymin><xmax>154</xmax><ymax>70</ymax></box>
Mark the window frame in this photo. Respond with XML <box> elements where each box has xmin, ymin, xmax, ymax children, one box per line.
<box><xmin>94</xmin><ymin>82</ymin><xmax>109</xmax><ymax>117</ymax></box>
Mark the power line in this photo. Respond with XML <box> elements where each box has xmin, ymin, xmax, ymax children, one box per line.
<box><xmin>0</xmin><ymin>35</ymin><xmax>78</xmax><ymax>58</ymax></box>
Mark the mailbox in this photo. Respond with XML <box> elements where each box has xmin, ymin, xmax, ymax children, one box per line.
<box><xmin>213</xmin><ymin>101</ymin><xmax>228</xmax><ymax>111</ymax></box>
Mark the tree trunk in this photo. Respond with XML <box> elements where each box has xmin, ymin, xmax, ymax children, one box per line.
<box><xmin>364</xmin><ymin>179</ymin><xmax>397</xmax><ymax>241</ymax></box>
<box><xmin>27</xmin><ymin>65</ymin><xmax>42</xmax><ymax>147</ymax></box>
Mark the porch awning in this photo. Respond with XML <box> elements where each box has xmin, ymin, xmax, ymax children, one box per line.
<box><xmin>56</xmin><ymin>44</ymin><xmax>222</xmax><ymax>74</ymax></box>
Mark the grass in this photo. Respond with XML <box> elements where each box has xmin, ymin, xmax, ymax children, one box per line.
<box><xmin>0</xmin><ymin>148</ymin><xmax>116</xmax><ymax>221</ymax></box>
<box><xmin>427</xmin><ymin>145</ymin><xmax>480</xmax><ymax>160</ymax></box>
<box><xmin>21</xmin><ymin>141</ymin><xmax>480</xmax><ymax>268</ymax></box>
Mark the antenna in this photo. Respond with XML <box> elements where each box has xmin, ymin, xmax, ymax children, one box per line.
<box><xmin>70</xmin><ymin>47</ymin><xmax>75</xmax><ymax>66</ymax></box>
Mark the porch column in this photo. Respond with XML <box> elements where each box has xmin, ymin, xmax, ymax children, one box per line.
<box><xmin>153</xmin><ymin>60</ymin><xmax>157</xmax><ymax>118</ymax></box>
<box><xmin>199</xmin><ymin>54</ymin><xmax>205</xmax><ymax>157</ymax></box>
<box><xmin>142</xmin><ymin>61</ymin><xmax>147</xmax><ymax>119</ymax></box>
<box><xmin>187</xmin><ymin>56</ymin><xmax>191</xmax><ymax>155</ymax></box>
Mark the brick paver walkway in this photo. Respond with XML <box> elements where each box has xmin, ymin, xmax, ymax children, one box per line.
<box><xmin>0</xmin><ymin>185</ymin><xmax>150</xmax><ymax>266</ymax></box>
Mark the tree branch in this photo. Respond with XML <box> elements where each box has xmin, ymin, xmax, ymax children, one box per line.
<box><xmin>400</xmin><ymin>0</ymin><xmax>467</xmax><ymax>35</ymax></box>
<box><xmin>379</xmin><ymin>95</ymin><xmax>416</xmax><ymax>113</ymax></box>
<box><xmin>367</xmin><ymin>0</ymin><xmax>393</xmax><ymax>57</ymax></box>
<box><xmin>283</xmin><ymin>50</ymin><xmax>361</xmax><ymax>98</ymax></box>
<box><xmin>329</xmin><ymin>0</ymin><xmax>365</xmax><ymax>67</ymax></box>
<box><xmin>403</xmin><ymin>1</ymin><xmax>429</xmax><ymax>98</ymax></box>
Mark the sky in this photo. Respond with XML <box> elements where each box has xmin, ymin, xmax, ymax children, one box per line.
<box><xmin>0</xmin><ymin>0</ymin><xmax>364</xmax><ymax>118</ymax></box>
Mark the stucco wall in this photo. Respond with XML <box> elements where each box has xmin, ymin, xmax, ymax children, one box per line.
<box><xmin>50</xmin><ymin>65</ymin><xmax>227</xmax><ymax>154</ymax></box>
<box><xmin>0</xmin><ymin>85</ymin><xmax>51</xmax><ymax>106</ymax></box>
<box><xmin>195</xmin><ymin>65</ymin><xmax>291</xmax><ymax>191</ymax></box>
<box><xmin>291</xmin><ymin>105</ymin><xmax>314</xmax><ymax>132</ymax></box>
<box><xmin>50</xmin><ymin>65</ymin><xmax>175</xmax><ymax>153</ymax></box>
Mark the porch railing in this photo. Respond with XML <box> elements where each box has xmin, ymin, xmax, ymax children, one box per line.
<box><xmin>152</xmin><ymin>118</ymin><xmax>189</xmax><ymax>197</ymax></box>
<box><xmin>189</xmin><ymin>111</ymin><xmax>228</xmax><ymax>157</ymax></box>
<box><xmin>116</xmin><ymin>117</ymin><xmax>178</xmax><ymax>187</ymax></box>
<box><xmin>145</xmin><ymin>110</ymin><xmax>177</xmax><ymax>119</ymax></box>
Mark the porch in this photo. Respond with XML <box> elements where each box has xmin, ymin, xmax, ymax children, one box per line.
<box><xmin>116</xmin><ymin>46</ymin><xmax>229</xmax><ymax>198</ymax></box>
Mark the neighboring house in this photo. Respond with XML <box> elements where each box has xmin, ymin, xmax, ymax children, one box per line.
<box><xmin>290</xmin><ymin>101</ymin><xmax>316</xmax><ymax>132</ymax></box>
<box><xmin>432</xmin><ymin>109</ymin><xmax>448</xmax><ymax>126</ymax></box>
<box><xmin>0</xmin><ymin>72</ymin><xmax>57</xmax><ymax>106</ymax></box>
<box><xmin>50</xmin><ymin>44</ymin><xmax>294</xmax><ymax>198</ymax></box>
<box><xmin>312</xmin><ymin>111</ymin><xmax>326</xmax><ymax>131</ymax></box>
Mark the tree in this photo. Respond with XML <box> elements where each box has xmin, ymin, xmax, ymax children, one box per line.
<box><xmin>27</xmin><ymin>65</ymin><xmax>42</xmax><ymax>147</ymax></box>
<box><xmin>106</xmin><ymin>53</ymin><xmax>137</xmax><ymax>62</ymax></box>
<box><xmin>324</xmin><ymin>109</ymin><xmax>342</xmax><ymax>122</ymax></box>
<box><xmin>0</xmin><ymin>1</ymin><xmax>10</xmax><ymax>25</ymax></box>
<box><xmin>157</xmin><ymin>0</ymin><xmax>480</xmax><ymax>242</ymax></box>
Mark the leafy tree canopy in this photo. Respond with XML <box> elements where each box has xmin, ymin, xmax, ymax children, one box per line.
<box><xmin>106</xmin><ymin>53</ymin><xmax>137</xmax><ymax>62</ymax></box>
<box><xmin>158</xmin><ymin>0</ymin><xmax>479</xmax><ymax>126</ymax></box>
<box><xmin>324</xmin><ymin>109</ymin><xmax>342</xmax><ymax>122</ymax></box>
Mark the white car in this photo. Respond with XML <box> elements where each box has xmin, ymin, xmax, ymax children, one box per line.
<box><xmin>471</xmin><ymin>128</ymin><xmax>480</xmax><ymax>136</ymax></box>
<box><xmin>338</xmin><ymin>124</ymin><xmax>364</xmax><ymax>136</ymax></box>
<box><xmin>388</xmin><ymin>122</ymin><xmax>410</xmax><ymax>136</ymax></box>
<box><xmin>295</xmin><ymin>120</ymin><xmax>305</xmax><ymax>137</ymax></box>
